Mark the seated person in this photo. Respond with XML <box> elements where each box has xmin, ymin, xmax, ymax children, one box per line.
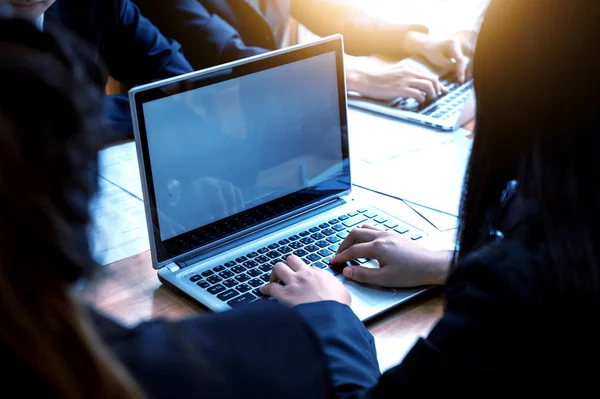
<box><xmin>262</xmin><ymin>0</ymin><xmax>600</xmax><ymax>394</ymax></box>
<box><xmin>0</xmin><ymin>15</ymin><xmax>379</xmax><ymax>398</ymax></box>
<box><xmin>133</xmin><ymin>0</ymin><xmax>476</xmax><ymax>103</ymax></box>
<box><xmin>1</xmin><ymin>0</ymin><xmax>194</xmax><ymax>143</ymax></box>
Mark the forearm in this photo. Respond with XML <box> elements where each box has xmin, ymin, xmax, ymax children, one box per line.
<box><xmin>424</xmin><ymin>250</ymin><xmax>454</xmax><ymax>286</ymax></box>
<box><xmin>291</xmin><ymin>0</ymin><xmax>428</xmax><ymax>58</ymax></box>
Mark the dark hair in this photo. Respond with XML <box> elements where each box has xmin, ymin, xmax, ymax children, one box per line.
<box><xmin>0</xmin><ymin>17</ymin><xmax>143</xmax><ymax>398</ymax></box>
<box><xmin>456</xmin><ymin>0</ymin><xmax>600</xmax><ymax>291</ymax></box>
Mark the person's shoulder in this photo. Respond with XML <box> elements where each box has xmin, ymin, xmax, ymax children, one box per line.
<box><xmin>105</xmin><ymin>302</ymin><xmax>332</xmax><ymax>399</ymax></box>
<box><xmin>447</xmin><ymin>238</ymin><xmax>550</xmax><ymax>306</ymax></box>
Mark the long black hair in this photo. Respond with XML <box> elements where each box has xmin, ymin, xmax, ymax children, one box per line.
<box><xmin>456</xmin><ymin>0</ymin><xmax>600</xmax><ymax>291</ymax></box>
<box><xmin>0</xmin><ymin>16</ymin><xmax>144</xmax><ymax>398</ymax></box>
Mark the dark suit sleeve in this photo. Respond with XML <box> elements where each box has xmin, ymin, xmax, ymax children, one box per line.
<box><xmin>290</xmin><ymin>0</ymin><xmax>428</xmax><ymax>58</ymax></box>
<box><xmin>341</xmin><ymin>242</ymin><xmax>538</xmax><ymax>398</ymax></box>
<box><xmin>96</xmin><ymin>0</ymin><xmax>193</xmax><ymax>139</ymax></box>
<box><xmin>92</xmin><ymin>300</ymin><xmax>380</xmax><ymax>398</ymax></box>
<box><xmin>133</xmin><ymin>0</ymin><xmax>269</xmax><ymax>70</ymax></box>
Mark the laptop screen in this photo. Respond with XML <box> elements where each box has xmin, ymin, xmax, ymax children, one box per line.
<box><xmin>133</xmin><ymin>37</ymin><xmax>350</xmax><ymax>263</ymax></box>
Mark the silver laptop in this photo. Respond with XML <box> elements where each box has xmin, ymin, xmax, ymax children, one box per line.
<box><xmin>129</xmin><ymin>35</ymin><xmax>431</xmax><ymax>322</ymax></box>
<box><xmin>348</xmin><ymin>57</ymin><xmax>475</xmax><ymax>131</ymax></box>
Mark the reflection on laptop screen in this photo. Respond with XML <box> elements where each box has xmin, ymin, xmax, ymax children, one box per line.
<box><xmin>142</xmin><ymin>52</ymin><xmax>343</xmax><ymax>241</ymax></box>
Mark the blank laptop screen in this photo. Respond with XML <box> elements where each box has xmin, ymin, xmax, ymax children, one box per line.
<box><xmin>134</xmin><ymin>39</ymin><xmax>350</xmax><ymax>262</ymax></box>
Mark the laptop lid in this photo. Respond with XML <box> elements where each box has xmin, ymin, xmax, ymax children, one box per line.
<box><xmin>129</xmin><ymin>35</ymin><xmax>350</xmax><ymax>269</ymax></box>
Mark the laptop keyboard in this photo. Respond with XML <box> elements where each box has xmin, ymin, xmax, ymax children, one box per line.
<box><xmin>390</xmin><ymin>74</ymin><xmax>473</xmax><ymax>120</ymax></box>
<box><xmin>185</xmin><ymin>207</ymin><xmax>425</xmax><ymax>309</ymax></box>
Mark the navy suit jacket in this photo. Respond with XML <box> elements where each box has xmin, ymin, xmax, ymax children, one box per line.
<box><xmin>91</xmin><ymin>301</ymin><xmax>381</xmax><ymax>398</ymax></box>
<box><xmin>133</xmin><ymin>0</ymin><xmax>428</xmax><ymax>71</ymax></box>
<box><xmin>46</xmin><ymin>0</ymin><xmax>193</xmax><ymax>142</ymax></box>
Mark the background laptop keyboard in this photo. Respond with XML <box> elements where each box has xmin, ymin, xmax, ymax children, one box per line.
<box><xmin>390</xmin><ymin>73</ymin><xmax>473</xmax><ymax>120</ymax></box>
<box><xmin>184</xmin><ymin>207</ymin><xmax>426</xmax><ymax>309</ymax></box>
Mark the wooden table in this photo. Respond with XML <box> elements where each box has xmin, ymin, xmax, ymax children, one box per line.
<box><xmin>81</xmin><ymin>122</ymin><xmax>474</xmax><ymax>373</ymax></box>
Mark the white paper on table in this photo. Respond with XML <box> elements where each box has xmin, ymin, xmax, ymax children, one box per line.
<box><xmin>97</xmin><ymin>141</ymin><xmax>144</xmax><ymax>200</ymax></box>
<box><xmin>347</xmin><ymin>108</ymin><xmax>465</xmax><ymax>165</ymax></box>
<box><xmin>89</xmin><ymin>177</ymin><xmax>150</xmax><ymax>266</ymax></box>
<box><xmin>354</xmin><ymin>134</ymin><xmax>472</xmax><ymax>217</ymax></box>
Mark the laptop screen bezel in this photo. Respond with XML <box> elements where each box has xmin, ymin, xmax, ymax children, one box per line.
<box><xmin>132</xmin><ymin>36</ymin><xmax>350</xmax><ymax>266</ymax></box>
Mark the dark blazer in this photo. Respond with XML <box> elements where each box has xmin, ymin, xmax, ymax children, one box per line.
<box><xmin>92</xmin><ymin>300</ymin><xmax>381</xmax><ymax>398</ymax></box>
<box><xmin>345</xmin><ymin>234</ymin><xmax>600</xmax><ymax>397</ymax></box>
<box><xmin>133</xmin><ymin>0</ymin><xmax>428</xmax><ymax>71</ymax></box>
<box><xmin>46</xmin><ymin>0</ymin><xmax>193</xmax><ymax>142</ymax></box>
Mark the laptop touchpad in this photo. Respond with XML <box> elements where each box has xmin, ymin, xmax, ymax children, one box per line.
<box><xmin>339</xmin><ymin>278</ymin><xmax>397</xmax><ymax>318</ymax></box>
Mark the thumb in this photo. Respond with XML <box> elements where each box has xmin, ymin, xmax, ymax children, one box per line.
<box><xmin>343</xmin><ymin>266</ymin><xmax>386</xmax><ymax>286</ymax></box>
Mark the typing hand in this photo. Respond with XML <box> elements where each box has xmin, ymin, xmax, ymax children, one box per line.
<box><xmin>260</xmin><ymin>255</ymin><xmax>351</xmax><ymax>306</ymax></box>
<box><xmin>329</xmin><ymin>224</ymin><xmax>451</xmax><ymax>288</ymax></box>
<box><xmin>346</xmin><ymin>60</ymin><xmax>447</xmax><ymax>103</ymax></box>
<box><xmin>419</xmin><ymin>33</ymin><xmax>476</xmax><ymax>84</ymax></box>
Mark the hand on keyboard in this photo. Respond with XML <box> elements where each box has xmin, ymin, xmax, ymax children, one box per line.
<box><xmin>330</xmin><ymin>224</ymin><xmax>452</xmax><ymax>288</ymax></box>
<box><xmin>260</xmin><ymin>255</ymin><xmax>351</xmax><ymax>307</ymax></box>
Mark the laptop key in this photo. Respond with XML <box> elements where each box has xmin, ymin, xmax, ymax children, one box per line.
<box><xmin>364</xmin><ymin>211</ymin><xmax>378</xmax><ymax>218</ymax></box>
<box><xmin>268</xmin><ymin>243</ymin><xmax>279</xmax><ymax>250</ymax></box>
<box><xmin>236</xmin><ymin>284</ymin><xmax>252</xmax><ymax>294</ymax></box>
<box><xmin>278</xmin><ymin>239</ymin><xmax>290</xmax><ymax>245</ymax></box>
<box><xmin>228</xmin><ymin>292</ymin><xmax>256</xmax><ymax>308</ymax></box>
<box><xmin>327</xmin><ymin>236</ymin><xmax>341</xmax><ymax>243</ymax></box>
<box><xmin>328</xmin><ymin>219</ymin><xmax>339</xmax><ymax>225</ymax></box>
<box><xmin>259</xmin><ymin>264</ymin><xmax>273</xmax><ymax>273</ymax></box>
<box><xmin>310</xmin><ymin>233</ymin><xmax>326</xmax><ymax>240</ymax></box>
<box><xmin>374</xmin><ymin>216</ymin><xmax>388</xmax><ymax>224</ymax></box>
<box><xmin>235</xmin><ymin>273</ymin><xmax>250</xmax><ymax>283</ymax></box>
<box><xmin>357</xmin><ymin>208</ymin><xmax>368</xmax><ymax>213</ymax></box>
<box><xmin>411</xmin><ymin>234</ymin><xmax>423</xmax><ymax>241</ymax></box>
<box><xmin>252</xmin><ymin>288</ymin><xmax>264</xmax><ymax>297</ymax></box>
<box><xmin>337</xmin><ymin>230</ymin><xmax>350</xmax><ymax>239</ymax></box>
<box><xmin>343</xmin><ymin>215</ymin><xmax>368</xmax><ymax>228</ymax></box>
<box><xmin>247</xmin><ymin>268</ymin><xmax>262</xmax><ymax>278</ymax></box>
<box><xmin>299</xmin><ymin>231</ymin><xmax>311</xmax><ymax>237</ymax></box>
<box><xmin>260</xmin><ymin>274</ymin><xmax>271</xmax><ymax>282</ymax></box>
<box><xmin>300</xmin><ymin>237</ymin><xmax>314</xmax><ymax>245</ymax></box>
<box><xmin>208</xmin><ymin>284</ymin><xmax>226</xmax><ymax>295</ymax></box>
<box><xmin>288</xmin><ymin>234</ymin><xmax>300</xmax><ymax>241</ymax></box>
<box><xmin>329</xmin><ymin>245</ymin><xmax>340</xmax><ymax>253</ymax></box>
<box><xmin>267</xmin><ymin>251</ymin><xmax>281</xmax><ymax>259</ymax></box>
<box><xmin>231</xmin><ymin>266</ymin><xmax>247</xmax><ymax>274</ymax></box>
<box><xmin>290</xmin><ymin>241</ymin><xmax>304</xmax><ymax>249</ymax></box>
<box><xmin>309</xmin><ymin>227</ymin><xmax>320</xmax><ymax>233</ymax></box>
<box><xmin>318</xmin><ymin>223</ymin><xmax>330</xmax><ymax>229</ymax></box>
<box><xmin>347</xmin><ymin>211</ymin><xmax>359</xmax><ymax>217</ymax></box>
<box><xmin>337</xmin><ymin>215</ymin><xmax>349</xmax><ymax>221</ymax></box>
<box><xmin>257</xmin><ymin>247</ymin><xmax>269</xmax><ymax>254</ymax></box>
<box><xmin>189</xmin><ymin>274</ymin><xmax>201</xmax><ymax>282</ymax></box>
<box><xmin>278</xmin><ymin>246</ymin><xmax>293</xmax><ymax>254</ymax></box>
<box><xmin>256</xmin><ymin>255</ymin><xmax>270</xmax><ymax>264</ymax></box>
<box><xmin>322</xmin><ymin>228</ymin><xmax>336</xmax><ymax>236</ymax></box>
<box><xmin>224</xmin><ymin>261</ymin><xmax>237</xmax><ymax>268</ymax></box>
<box><xmin>293</xmin><ymin>249</ymin><xmax>308</xmax><ymax>257</ymax></box>
<box><xmin>305</xmin><ymin>244</ymin><xmax>320</xmax><ymax>253</ymax></box>
<box><xmin>332</xmin><ymin>224</ymin><xmax>346</xmax><ymax>232</ymax></box>
<box><xmin>207</xmin><ymin>276</ymin><xmax>222</xmax><ymax>285</ymax></box>
<box><xmin>235</xmin><ymin>256</ymin><xmax>248</xmax><ymax>263</ymax></box>
<box><xmin>217</xmin><ymin>289</ymin><xmax>239</xmax><ymax>302</ymax></box>
<box><xmin>248</xmin><ymin>279</ymin><xmax>263</xmax><ymax>288</ymax></box>
<box><xmin>201</xmin><ymin>270</ymin><xmax>214</xmax><ymax>277</ymax></box>
<box><xmin>223</xmin><ymin>279</ymin><xmax>238</xmax><ymax>288</ymax></box>
<box><xmin>246</xmin><ymin>252</ymin><xmax>258</xmax><ymax>258</ymax></box>
<box><xmin>384</xmin><ymin>221</ymin><xmax>399</xmax><ymax>229</ymax></box>
<box><xmin>197</xmin><ymin>280</ymin><xmax>210</xmax><ymax>289</ymax></box>
<box><xmin>213</xmin><ymin>265</ymin><xmax>225</xmax><ymax>272</ymax></box>
<box><xmin>395</xmin><ymin>226</ymin><xmax>409</xmax><ymax>234</ymax></box>
<box><xmin>307</xmin><ymin>254</ymin><xmax>321</xmax><ymax>262</ymax></box>
<box><xmin>318</xmin><ymin>249</ymin><xmax>333</xmax><ymax>257</ymax></box>
<box><xmin>316</xmin><ymin>240</ymin><xmax>329</xmax><ymax>248</ymax></box>
<box><xmin>313</xmin><ymin>261</ymin><xmax>328</xmax><ymax>269</ymax></box>
<box><xmin>243</xmin><ymin>260</ymin><xmax>258</xmax><ymax>268</ymax></box>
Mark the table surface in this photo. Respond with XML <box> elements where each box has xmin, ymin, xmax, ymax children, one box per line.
<box><xmin>81</xmin><ymin>120</ymin><xmax>474</xmax><ymax>372</ymax></box>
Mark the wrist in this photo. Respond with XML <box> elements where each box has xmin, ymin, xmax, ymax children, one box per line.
<box><xmin>424</xmin><ymin>250</ymin><xmax>453</xmax><ymax>285</ymax></box>
<box><xmin>403</xmin><ymin>31</ymin><xmax>430</xmax><ymax>57</ymax></box>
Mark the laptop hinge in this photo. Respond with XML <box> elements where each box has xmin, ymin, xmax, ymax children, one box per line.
<box><xmin>175</xmin><ymin>196</ymin><xmax>346</xmax><ymax>269</ymax></box>
<box><xmin>166</xmin><ymin>263</ymin><xmax>181</xmax><ymax>273</ymax></box>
